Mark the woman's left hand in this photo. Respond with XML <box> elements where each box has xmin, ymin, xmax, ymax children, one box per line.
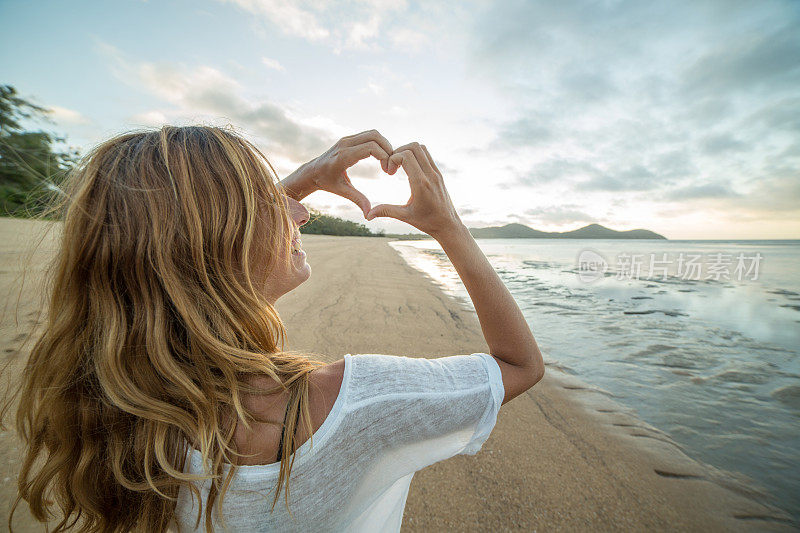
<box><xmin>280</xmin><ymin>130</ymin><xmax>393</xmax><ymax>218</ymax></box>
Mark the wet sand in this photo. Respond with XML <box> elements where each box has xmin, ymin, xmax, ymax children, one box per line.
<box><xmin>1</xmin><ymin>219</ymin><xmax>793</xmax><ymax>531</ymax></box>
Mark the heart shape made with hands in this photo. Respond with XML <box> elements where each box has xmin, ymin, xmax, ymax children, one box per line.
<box><xmin>310</xmin><ymin>132</ymin><xmax>442</xmax><ymax>229</ymax></box>
<box><xmin>307</xmin><ymin>131</ymin><xmax>396</xmax><ymax>220</ymax></box>
<box><xmin>363</xmin><ymin>143</ymin><xmax>444</xmax><ymax>228</ymax></box>
<box><xmin>316</xmin><ymin>150</ymin><xmax>406</xmax><ymax>220</ymax></box>
<box><xmin>337</xmin><ymin>153</ymin><xmax>416</xmax><ymax>223</ymax></box>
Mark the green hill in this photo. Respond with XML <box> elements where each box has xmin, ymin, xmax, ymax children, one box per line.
<box><xmin>468</xmin><ymin>222</ymin><xmax>550</xmax><ymax>239</ymax></box>
<box><xmin>468</xmin><ymin>222</ymin><xmax>665</xmax><ymax>239</ymax></box>
<box><xmin>300</xmin><ymin>208</ymin><xmax>384</xmax><ymax>237</ymax></box>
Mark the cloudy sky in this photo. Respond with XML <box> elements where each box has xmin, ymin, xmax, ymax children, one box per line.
<box><xmin>2</xmin><ymin>0</ymin><xmax>798</xmax><ymax>238</ymax></box>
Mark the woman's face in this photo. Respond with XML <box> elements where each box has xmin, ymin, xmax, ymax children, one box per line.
<box><xmin>261</xmin><ymin>195</ymin><xmax>311</xmax><ymax>303</ymax></box>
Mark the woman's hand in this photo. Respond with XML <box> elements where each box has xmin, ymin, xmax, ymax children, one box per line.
<box><xmin>279</xmin><ymin>130</ymin><xmax>393</xmax><ymax>218</ymax></box>
<box><xmin>365</xmin><ymin>143</ymin><xmax>464</xmax><ymax>240</ymax></box>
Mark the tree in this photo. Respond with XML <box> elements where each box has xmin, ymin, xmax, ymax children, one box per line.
<box><xmin>0</xmin><ymin>85</ymin><xmax>79</xmax><ymax>217</ymax></box>
<box><xmin>300</xmin><ymin>208</ymin><xmax>385</xmax><ymax>237</ymax></box>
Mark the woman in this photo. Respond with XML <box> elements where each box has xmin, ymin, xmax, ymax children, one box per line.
<box><xmin>4</xmin><ymin>125</ymin><xmax>544</xmax><ymax>532</ymax></box>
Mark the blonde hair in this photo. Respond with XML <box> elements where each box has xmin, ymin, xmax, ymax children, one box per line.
<box><xmin>1</xmin><ymin>125</ymin><xmax>325</xmax><ymax>531</ymax></box>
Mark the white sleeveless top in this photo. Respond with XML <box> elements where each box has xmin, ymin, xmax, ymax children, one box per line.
<box><xmin>174</xmin><ymin>352</ymin><xmax>505</xmax><ymax>532</ymax></box>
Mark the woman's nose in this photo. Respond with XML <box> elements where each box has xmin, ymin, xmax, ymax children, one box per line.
<box><xmin>287</xmin><ymin>197</ymin><xmax>310</xmax><ymax>227</ymax></box>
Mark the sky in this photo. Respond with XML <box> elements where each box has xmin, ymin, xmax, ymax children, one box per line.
<box><xmin>1</xmin><ymin>0</ymin><xmax>798</xmax><ymax>239</ymax></box>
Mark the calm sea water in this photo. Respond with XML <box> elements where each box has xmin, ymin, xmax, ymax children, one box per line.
<box><xmin>390</xmin><ymin>238</ymin><xmax>800</xmax><ymax>520</ymax></box>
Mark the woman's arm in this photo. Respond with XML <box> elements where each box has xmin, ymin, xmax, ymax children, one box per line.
<box><xmin>279</xmin><ymin>161</ymin><xmax>318</xmax><ymax>202</ymax></box>
<box><xmin>366</xmin><ymin>143</ymin><xmax>544</xmax><ymax>405</ymax></box>
<box><xmin>435</xmin><ymin>223</ymin><xmax>545</xmax><ymax>404</ymax></box>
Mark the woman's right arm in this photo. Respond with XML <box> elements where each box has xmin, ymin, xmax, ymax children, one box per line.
<box><xmin>366</xmin><ymin>143</ymin><xmax>545</xmax><ymax>405</ymax></box>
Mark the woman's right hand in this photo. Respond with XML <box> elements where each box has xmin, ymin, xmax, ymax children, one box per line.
<box><xmin>365</xmin><ymin>143</ymin><xmax>464</xmax><ymax>239</ymax></box>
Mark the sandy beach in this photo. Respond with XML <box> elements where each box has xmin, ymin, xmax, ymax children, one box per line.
<box><xmin>1</xmin><ymin>218</ymin><xmax>793</xmax><ymax>531</ymax></box>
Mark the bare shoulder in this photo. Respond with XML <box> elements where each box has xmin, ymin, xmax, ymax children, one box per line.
<box><xmin>313</xmin><ymin>358</ymin><xmax>345</xmax><ymax>403</ymax></box>
<box><xmin>230</xmin><ymin>358</ymin><xmax>347</xmax><ymax>464</ymax></box>
<box><xmin>302</xmin><ymin>358</ymin><xmax>345</xmax><ymax>436</ymax></box>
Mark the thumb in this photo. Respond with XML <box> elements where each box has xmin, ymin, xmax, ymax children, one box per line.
<box><xmin>366</xmin><ymin>203</ymin><xmax>409</xmax><ymax>222</ymax></box>
<box><xmin>337</xmin><ymin>185</ymin><xmax>372</xmax><ymax>218</ymax></box>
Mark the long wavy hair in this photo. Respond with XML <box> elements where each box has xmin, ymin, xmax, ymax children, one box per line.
<box><xmin>1</xmin><ymin>125</ymin><xmax>326</xmax><ymax>531</ymax></box>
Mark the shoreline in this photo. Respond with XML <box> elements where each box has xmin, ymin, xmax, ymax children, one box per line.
<box><xmin>0</xmin><ymin>221</ymin><xmax>794</xmax><ymax>530</ymax></box>
<box><xmin>388</xmin><ymin>236</ymin><xmax>799</xmax><ymax>522</ymax></box>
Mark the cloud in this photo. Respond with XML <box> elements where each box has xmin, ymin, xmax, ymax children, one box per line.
<box><xmin>745</xmin><ymin>97</ymin><xmax>800</xmax><ymax>134</ymax></box>
<box><xmin>523</xmin><ymin>204</ymin><xmax>595</xmax><ymax>225</ymax></box>
<box><xmin>86</xmin><ymin>2</ymin><xmax>798</xmax><ymax>237</ymax></box>
<box><xmin>129</xmin><ymin>110</ymin><xmax>169</xmax><ymax>126</ymax></box>
<box><xmin>681</xmin><ymin>97</ymin><xmax>733</xmax><ymax>128</ymax></box>
<box><xmin>347</xmin><ymin>162</ymin><xmax>382</xmax><ymax>180</ymax></box>
<box><xmin>650</xmin><ymin>150</ymin><xmax>697</xmax><ymax>181</ymax></box>
<box><xmin>558</xmin><ymin>66</ymin><xmax>618</xmax><ymax>103</ymax></box>
<box><xmin>221</xmin><ymin>0</ymin><xmax>329</xmax><ymax>41</ymax></box>
<box><xmin>305</xmin><ymin>202</ymin><xmax>332</xmax><ymax>211</ymax></box>
<box><xmin>97</xmin><ymin>41</ymin><xmax>334</xmax><ymax>162</ymax></box>
<box><xmin>49</xmin><ymin>105</ymin><xmax>90</xmax><ymax>125</ymax></box>
<box><xmin>582</xmin><ymin>165</ymin><xmax>659</xmax><ymax>192</ymax></box>
<box><xmin>681</xmin><ymin>24</ymin><xmax>800</xmax><ymax>97</ymax></box>
<box><xmin>699</xmin><ymin>134</ymin><xmax>748</xmax><ymax>155</ymax></box>
<box><xmin>741</xmin><ymin>165</ymin><xmax>800</xmax><ymax>213</ymax></box>
<box><xmin>512</xmin><ymin>158</ymin><xmax>601</xmax><ymax>187</ymax></box>
<box><xmin>492</xmin><ymin>114</ymin><xmax>554</xmax><ymax>148</ymax></box>
<box><xmin>779</xmin><ymin>143</ymin><xmax>800</xmax><ymax>159</ymax></box>
<box><xmin>361</xmin><ymin>81</ymin><xmax>384</xmax><ymax>96</ymax></box>
<box><xmin>383</xmin><ymin>105</ymin><xmax>409</xmax><ymax>117</ymax></box>
<box><xmin>261</xmin><ymin>56</ymin><xmax>285</xmax><ymax>71</ymax></box>
<box><xmin>217</xmin><ymin>0</ymin><xmax>411</xmax><ymax>52</ymax></box>
<box><xmin>666</xmin><ymin>182</ymin><xmax>741</xmax><ymax>201</ymax></box>
<box><xmin>344</xmin><ymin>13</ymin><xmax>381</xmax><ymax>49</ymax></box>
<box><xmin>468</xmin><ymin>0</ymin><xmax>800</xmax><ymax>231</ymax></box>
<box><xmin>333</xmin><ymin>203</ymin><xmax>362</xmax><ymax>215</ymax></box>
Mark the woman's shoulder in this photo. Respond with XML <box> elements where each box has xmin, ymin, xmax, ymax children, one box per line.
<box><xmin>240</xmin><ymin>358</ymin><xmax>345</xmax><ymax>412</ymax></box>
<box><xmin>342</xmin><ymin>353</ymin><xmax>496</xmax><ymax>404</ymax></box>
<box><xmin>314</xmin><ymin>358</ymin><xmax>346</xmax><ymax>409</ymax></box>
<box><xmin>226</xmin><ymin>359</ymin><xmax>346</xmax><ymax>466</ymax></box>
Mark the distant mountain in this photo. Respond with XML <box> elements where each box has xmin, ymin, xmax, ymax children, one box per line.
<box><xmin>467</xmin><ymin>223</ymin><xmax>549</xmax><ymax>238</ymax></box>
<box><xmin>468</xmin><ymin>222</ymin><xmax>666</xmax><ymax>239</ymax></box>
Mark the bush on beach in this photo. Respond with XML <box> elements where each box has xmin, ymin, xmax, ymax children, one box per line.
<box><xmin>0</xmin><ymin>85</ymin><xmax>79</xmax><ymax>219</ymax></box>
<box><xmin>301</xmin><ymin>207</ymin><xmax>384</xmax><ymax>237</ymax></box>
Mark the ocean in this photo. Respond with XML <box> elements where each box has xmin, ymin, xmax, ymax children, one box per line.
<box><xmin>389</xmin><ymin>238</ymin><xmax>800</xmax><ymax>521</ymax></box>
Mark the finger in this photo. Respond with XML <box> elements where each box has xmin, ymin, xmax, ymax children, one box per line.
<box><xmin>340</xmin><ymin>130</ymin><xmax>393</xmax><ymax>167</ymax></box>
<box><xmin>334</xmin><ymin>184</ymin><xmax>372</xmax><ymax>218</ymax></box>
<box><xmin>388</xmin><ymin>150</ymin><xmax>427</xmax><ymax>190</ymax></box>
<box><xmin>366</xmin><ymin>203</ymin><xmax>409</xmax><ymax>222</ymax></box>
<box><xmin>391</xmin><ymin>142</ymin><xmax>435</xmax><ymax>176</ymax></box>
<box><xmin>343</xmin><ymin>141</ymin><xmax>390</xmax><ymax>172</ymax></box>
<box><xmin>420</xmin><ymin>144</ymin><xmax>442</xmax><ymax>176</ymax></box>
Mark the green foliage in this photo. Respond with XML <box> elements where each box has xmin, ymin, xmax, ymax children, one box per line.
<box><xmin>0</xmin><ymin>84</ymin><xmax>395</xmax><ymax>239</ymax></box>
<box><xmin>0</xmin><ymin>85</ymin><xmax>79</xmax><ymax>218</ymax></box>
<box><xmin>300</xmin><ymin>208</ymin><xmax>385</xmax><ymax>237</ymax></box>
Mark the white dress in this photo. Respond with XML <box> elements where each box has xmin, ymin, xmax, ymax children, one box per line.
<box><xmin>174</xmin><ymin>352</ymin><xmax>505</xmax><ymax>532</ymax></box>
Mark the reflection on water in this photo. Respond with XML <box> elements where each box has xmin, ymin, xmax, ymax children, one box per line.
<box><xmin>391</xmin><ymin>238</ymin><xmax>800</xmax><ymax>520</ymax></box>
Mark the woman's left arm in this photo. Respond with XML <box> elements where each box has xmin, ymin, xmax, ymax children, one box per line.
<box><xmin>278</xmin><ymin>129</ymin><xmax>393</xmax><ymax>218</ymax></box>
<box><xmin>279</xmin><ymin>161</ymin><xmax>319</xmax><ymax>203</ymax></box>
